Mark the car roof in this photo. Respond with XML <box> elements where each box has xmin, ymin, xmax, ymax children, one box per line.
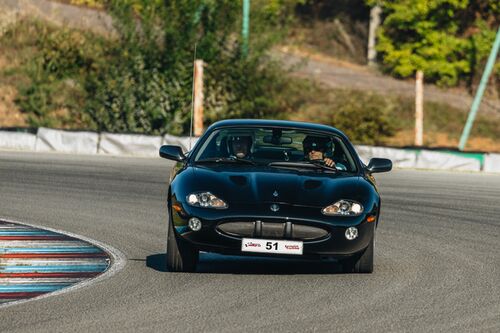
<box><xmin>207</xmin><ymin>119</ymin><xmax>347</xmax><ymax>138</ymax></box>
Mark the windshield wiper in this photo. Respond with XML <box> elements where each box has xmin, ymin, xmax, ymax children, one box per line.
<box><xmin>195</xmin><ymin>157</ymin><xmax>257</xmax><ymax>165</ymax></box>
<box><xmin>268</xmin><ymin>161</ymin><xmax>337</xmax><ymax>171</ymax></box>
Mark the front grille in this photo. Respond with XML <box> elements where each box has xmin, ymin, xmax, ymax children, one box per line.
<box><xmin>217</xmin><ymin>222</ymin><xmax>255</xmax><ymax>237</ymax></box>
<box><xmin>217</xmin><ymin>221</ymin><xmax>329</xmax><ymax>241</ymax></box>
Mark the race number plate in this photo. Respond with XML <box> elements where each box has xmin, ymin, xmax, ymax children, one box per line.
<box><xmin>241</xmin><ymin>238</ymin><xmax>303</xmax><ymax>255</ymax></box>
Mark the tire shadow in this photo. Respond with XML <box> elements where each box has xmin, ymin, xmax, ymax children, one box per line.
<box><xmin>146</xmin><ymin>253</ymin><xmax>167</xmax><ymax>272</ymax></box>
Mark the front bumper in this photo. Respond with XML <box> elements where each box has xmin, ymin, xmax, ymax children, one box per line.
<box><xmin>170</xmin><ymin>201</ymin><xmax>377</xmax><ymax>258</ymax></box>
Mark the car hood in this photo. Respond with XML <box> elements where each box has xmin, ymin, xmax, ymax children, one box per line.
<box><xmin>186</xmin><ymin>165</ymin><xmax>362</xmax><ymax>208</ymax></box>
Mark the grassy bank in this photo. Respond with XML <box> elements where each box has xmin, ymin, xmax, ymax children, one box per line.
<box><xmin>290</xmin><ymin>82</ymin><xmax>500</xmax><ymax>152</ymax></box>
<box><xmin>0</xmin><ymin>18</ymin><xmax>499</xmax><ymax>152</ymax></box>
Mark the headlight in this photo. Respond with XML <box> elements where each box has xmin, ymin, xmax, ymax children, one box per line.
<box><xmin>321</xmin><ymin>200</ymin><xmax>363</xmax><ymax>216</ymax></box>
<box><xmin>186</xmin><ymin>192</ymin><xmax>228</xmax><ymax>209</ymax></box>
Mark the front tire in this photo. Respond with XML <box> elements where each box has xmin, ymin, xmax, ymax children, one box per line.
<box><xmin>343</xmin><ymin>236</ymin><xmax>374</xmax><ymax>274</ymax></box>
<box><xmin>166</xmin><ymin>218</ymin><xmax>199</xmax><ymax>272</ymax></box>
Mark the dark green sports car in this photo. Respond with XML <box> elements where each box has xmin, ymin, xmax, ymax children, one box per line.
<box><xmin>160</xmin><ymin>119</ymin><xmax>392</xmax><ymax>273</ymax></box>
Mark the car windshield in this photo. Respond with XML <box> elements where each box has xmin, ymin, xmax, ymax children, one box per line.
<box><xmin>193</xmin><ymin>127</ymin><xmax>358</xmax><ymax>173</ymax></box>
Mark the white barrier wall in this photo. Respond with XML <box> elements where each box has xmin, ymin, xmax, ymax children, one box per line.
<box><xmin>0</xmin><ymin>131</ymin><xmax>37</xmax><ymax>150</ymax></box>
<box><xmin>483</xmin><ymin>154</ymin><xmax>500</xmax><ymax>173</ymax></box>
<box><xmin>1</xmin><ymin>127</ymin><xmax>495</xmax><ymax>173</ymax></box>
<box><xmin>163</xmin><ymin>134</ymin><xmax>198</xmax><ymax>153</ymax></box>
<box><xmin>355</xmin><ymin>145</ymin><xmax>417</xmax><ymax>168</ymax></box>
<box><xmin>98</xmin><ymin>132</ymin><xmax>162</xmax><ymax>157</ymax></box>
<box><xmin>415</xmin><ymin>150</ymin><xmax>481</xmax><ymax>171</ymax></box>
<box><xmin>35</xmin><ymin>127</ymin><xmax>98</xmax><ymax>154</ymax></box>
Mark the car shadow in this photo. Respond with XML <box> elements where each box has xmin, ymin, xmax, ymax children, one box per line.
<box><xmin>146</xmin><ymin>252</ymin><xmax>344</xmax><ymax>275</ymax></box>
<box><xmin>146</xmin><ymin>253</ymin><xmax>167</xmax><ymax>272</ymax></box>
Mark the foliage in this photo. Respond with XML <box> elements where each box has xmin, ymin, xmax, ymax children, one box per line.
<box><xmin>1</xmin><ymin>20</ymin><xmax>94</xmax><ymax>128</ymax></box>
<box><xmin>3</xmin><ymin>0</ymin><xmax>304</xmax><ymax>134</ymax></box>
<box><xmin>296</xmin><ymin>0</ymin><xmax>369</xmax><ymax>21</ymax></box>
<box><xmin>290</xmin><ymin>82</ymin><xmax>398</xmax><ymax>145</ymax></box>
<box><xmin>67</xmin><ymin>0</ymin><xmax>104</xmax><ymax>9</ymax></box>
<box><xmin>372</xmin><ymin>0</ymin><xmax>500</xmax><ymax>87</ymax></box>
<box><xmin>329</xmin><ymin>91</ymin><xmax>397</xmax><ymax>144</ymax></box>
<box><xmin>292</xmin><ymin>81</ymin><xmax>500</xmax><ymax>146</ymax></box>
<box><xmin>80</xmin><ymin>0</ymin><xmax>305</xmax><ymax>135</ymax></box>
<box><xmin>84</xmin><ymin>55</ymin><xmax>192</xmax><ymax>135</ymax></box>
<box><xmin>289</xmin><ymin>0</ymin><xmax>370</xmax><ymax>64</ymax></box>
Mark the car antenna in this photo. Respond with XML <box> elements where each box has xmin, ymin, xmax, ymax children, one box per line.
<box><xmin>189</xmin><ymin>43</ymin><xmax>197</xmax><ymax>151</ymax></box>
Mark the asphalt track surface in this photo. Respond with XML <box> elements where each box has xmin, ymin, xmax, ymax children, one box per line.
<box><xmin>0</xmin><ymin>151</ymin><xmax>499</xmax><ymax>332</ymax></box>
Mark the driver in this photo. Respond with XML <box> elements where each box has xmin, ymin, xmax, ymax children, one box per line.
<box><xmin>302</xmin><ymin>135</ymin><xmax>335</xmax><ymax>168</ymax></box>
<box><xmin>228</xmin><ymin>135</ymin><xmax>252</xmax><ymax>159</ymax></box>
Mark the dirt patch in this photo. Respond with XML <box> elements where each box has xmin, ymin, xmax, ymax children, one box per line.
<box><xmin>0</xmin><ymin>84</ymin><xmax>27</xmax><ymax>127</ymax></box>
<box><xmin>278</xmin><ymin>47</ymin><xmax>500</xmax><ymax>116</ymax></box>
<box><xmin>278</xmin><ymin>45</ymin><xmax>370</xmax><ymax>72</ymax></box>
<box><xmin>0</xmin><ymin>55</ymin><xmax>8</xmax><ymax>70</ymax></box>
<box><xmin>0</xmin><ymin>47</ymin><xmax>27</xmax><ymax>127</ymax></box>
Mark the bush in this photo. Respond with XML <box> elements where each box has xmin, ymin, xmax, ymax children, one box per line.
<box><xmin>79</xmin><ymin>0</ymin><xmax>303</xmax><ymax>135</ymax></box>
<box><xmin>3</xmin><ymin>1</ymin><xmax>304</xmax><ymax>133</ymax></box>
<box><xmin>84</xmin><ymin>55</ymin><xmax>192</xmax><ymax>135</ymax></box>
<box><xmin>1</xmin><ymin>20</ymin><xmax>94</xmax><ymax>128</ymax></box>
<box><xmin>289</xmin><ymin>82</ymin><xmax>398</xmax><ymax>145</ymax></box>
<box><xmin>329</xmin><ymin>91</ymin><xmax>397</xmax><ymax>145</ymax></box>
<box><xmin>38</xmin><ymin>27</ymin><xmax>105</xmax><ymax>78</ymax></box>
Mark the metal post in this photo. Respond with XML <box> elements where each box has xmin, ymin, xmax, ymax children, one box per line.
<box><xmin>415</xmin><ymin>70</ymin><xmax>424</xmax><ymax>146</ymax></box>
<box><xmin>458</xmin><ymin>26</ymin><xmax>500</xmax><ymax>150</ymax></box>
<box><xmin>193</xmin><ymin>60</ymin><xmax>204</xmax><ymax>136</ymax></box>
<box><xmin>367</xmin><ymin>5</ymin><xmax>382</xmax><ymax>67</ymax></box>
<box><xmin>242</xmin><ymin>0</ymin><xmax>250</xmax><ymax>56</ymax></box>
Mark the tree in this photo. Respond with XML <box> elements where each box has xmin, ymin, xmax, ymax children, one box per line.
<box><xmin>372</xmin><ymin>0</ymin><xmax>499</xmax><ymax>87</ymax></box>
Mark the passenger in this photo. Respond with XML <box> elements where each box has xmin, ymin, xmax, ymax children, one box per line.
<box><xmin>228</xmin><ymin>135</ymin><xmax>252</xmax><ymax>159</ymax></box>
<box><xmin>302</xmin><ymin>136</ymin><xmax>335</xmax><ymax>168</ymax></box>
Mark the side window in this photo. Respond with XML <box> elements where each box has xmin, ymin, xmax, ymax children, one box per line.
<box><xmin>218</xmin><ymin>136</ymin><xmax>229</xmax><ymax>157</ymax></box>
<box><xmin>197</xmin><ymin>133</ymin><xmax>220</xmax><ymax>160</ymax></box>
<box><xmin>332</xmin><ymin>138</ymin><xmax>356</xmax><ymax>172</ymax></box>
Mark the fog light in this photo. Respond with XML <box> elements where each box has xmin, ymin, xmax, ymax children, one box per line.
<box><xmin>188</xmin><ymin>217</ymin><xmax>202</xmax><ymax>231</ymax></box>
<box><xmin>345</xmin><ymin>227</ymin><xmax>358</xmax><ymax>240</ymax></box>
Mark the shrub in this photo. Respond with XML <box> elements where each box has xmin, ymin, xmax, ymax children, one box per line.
<box><xmin>80</xmin><ymin>0</ymin><xmax>303</xmax><ymax>135</ymax></box>
<box><xmin>4</xmin><ymin>1</ymin><xmax>304</xmax><ymax>133</ymax></box>
<box><xmin>289</xmin><ymin>82</ymin><xmax>398</xmax><ymax>145</ymax></box>
<box><xmin>330</xmin><ymin>92</ymin><xmax>397</xmax><ymax>145</ymax></box>
<box><xmin>84</xmin><ymin>55</ymin><xmax>192</xmax><ymax>135</ymax></box>
<box><xmin>3</xmin><ymin>20</ymin><xmax>93</xmax><ymax>128</ymax></box>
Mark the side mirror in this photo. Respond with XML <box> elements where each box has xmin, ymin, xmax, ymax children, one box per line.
<box><xmin>159</xmin><ymin>145</ymin><xmax>185</xmax><ymax>162</ymax></box>
<box><xmin>366</xmin><ymin>158</ymin><xmax>392</xmax><ymax>173</ymax></box>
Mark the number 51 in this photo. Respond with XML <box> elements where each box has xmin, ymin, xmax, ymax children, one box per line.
<box><xmin>266</xmin><ymin>242</ymin><xmax>278</xmax><ymax>250</ymax></box>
